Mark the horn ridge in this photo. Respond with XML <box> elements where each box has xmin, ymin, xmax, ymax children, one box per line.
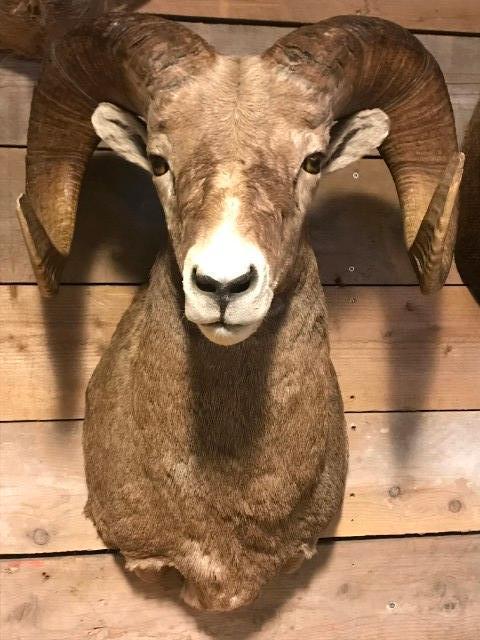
<box><xmin>264</xmin><ymin>15</ymin><xmax>462</xmax><ymax>292</ymax></box>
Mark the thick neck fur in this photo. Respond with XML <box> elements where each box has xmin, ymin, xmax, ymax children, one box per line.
<box><xmin>143</xmin><ymin>240</ymin><xmax>329</xmax><ymax>460</ymax></box>
<box><xmin>84</xmin><ymin>235</ymin><xmax>346</xmax><ymax>610</ymax></box>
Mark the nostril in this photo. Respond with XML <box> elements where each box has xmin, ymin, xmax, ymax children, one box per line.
<box><xmin>192</xmin><ymin>267</ymin><xmax>220</xmax><ymax>293</ymax></box>
<box><xmin>191</xmin><ymin>265</ymin><xmax>257</xmax><ymax>299</ymax></box>
<box><xmin>226</xmin><ymin>265</ymin><xmax>257</xmax><ymax>295</ymax></box>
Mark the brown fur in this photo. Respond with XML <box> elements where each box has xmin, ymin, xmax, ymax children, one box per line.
<box><xmin>82</xmin><ymin>58</ymin><xmax>349</xmax><ymax>610</ymax></box>
<box><xmin>148</xmin><ymin>56</ymin><xmax>331</xmax><ymax>288</ymax></box>
<box><xmin>84</xmin><ymin>243</ymin><xmax>347</xmax><ymax>610</ymax></box>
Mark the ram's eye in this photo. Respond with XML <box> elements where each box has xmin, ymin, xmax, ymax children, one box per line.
<box><xmin>149</xmin><ymin>154</ymin><xmax>170</xmax><ymax>176</ymax></box>
<box><xmin>302</xmin><ymin>152</ymin><xmax>325</xmax><ymax>174</ymax></box>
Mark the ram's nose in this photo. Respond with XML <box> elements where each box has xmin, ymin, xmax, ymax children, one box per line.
<box><xmin>191</xmin><ymin>266</ymin><xmax>257</xmax><ymax>315</ymax></box>
<box><xmin>182</xmin><ymin>225</ymin><xmax>274</xmax><ymax>345</ymax></box>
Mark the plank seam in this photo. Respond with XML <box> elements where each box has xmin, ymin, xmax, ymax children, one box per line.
<box><xmin>156</xmin><ymin>14</ymin><xmax>480</xmax><ymax>37</ymax></box>
<box><xmin>2</xmin><ymin>530</ymin><xmax>479</xmax><ymax>560</ymax></box>
<box><xmin>0</xmin><ymin>282</ymin><xmax>470</xmax><ymax>288</ymax></box>
<box><xmin>0</xmin><ymin>145</ymin><xmax>464</xmax><ymax>161</ymax></box>
<box><xmin>2</xmin><ymin>408</ymin><xmax>479</xmax><ymax>424</ymax></box>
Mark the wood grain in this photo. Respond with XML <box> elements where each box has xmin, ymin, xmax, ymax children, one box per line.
<box><xmin>0</xmin><ymin>150</ymin><xmax>465</xmax><ymax>286</ymax></box>
<box><xmin>1</xmin><ymin>284</ymin><xmax>479</xmax><ymax>421</ymax></box>
<box><xmin>1</xmin><ymin>535</ymin><xmax>479</xmax><ymax>639</ymax></box>
<box><xmin>1</xmin><ymin>26</ymin><xmax>479</xmax><ymax>146</ymax></box>
<box><xmin>135</xmin><ymin>1</ymin><xmax>480</xmax><ymax>33</ymax></box>
<box><xmin>1</xmin><ymin>412</ymin><xmax>478</xmax><ymax>554</ymax></box>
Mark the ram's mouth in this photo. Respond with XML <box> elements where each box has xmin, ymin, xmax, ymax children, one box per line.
<box><xmin>198</xmin><ymin>320</ymin><xmax>261</xmax><ymax>346</ymax></box>
<box><xmin>202</xmin><ymin>320</ymin><xmax>245</xmax><ymax>329</ymax></box>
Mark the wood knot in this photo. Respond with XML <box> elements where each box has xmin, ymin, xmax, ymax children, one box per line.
<box><xmin>448</xmin><ymin>499</ymin><xmax>462</xmax><ymax>513</ymax></box>
<box><xmin>32</xmin><ymin>528</ymin><xmax>50</xmax><ymax>545</ymax></box>
<box><xmin>388</xmin><ymin>486</ymin><xmax>401</xmax><ymax>498</ymax></box>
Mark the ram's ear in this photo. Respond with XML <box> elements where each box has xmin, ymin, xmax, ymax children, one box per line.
<box><xmin>323</xmin><ymin>109</ymin><xmax>390</xmax><ymax>174</ymax></box>
<box><xmin>91</xmin><ymin>102</ymin><xmax>151</xmax><ymax>173</ymax></box>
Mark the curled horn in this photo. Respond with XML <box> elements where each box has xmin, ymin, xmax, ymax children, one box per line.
<box><xmin>15</xmin><ymin>13</ymin><xmax>215</xmax><ymax>295</ymax></box>
<box><xmin>264</xmin><ymin>16</ymin><xmax>464</xmax><ymax>293</ymax></box>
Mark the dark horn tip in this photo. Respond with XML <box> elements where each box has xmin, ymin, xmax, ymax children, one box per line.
<box><xmin>16</xmin><ymin>193</ymin><xmax>65</xmax><ymax>297</ymax></box>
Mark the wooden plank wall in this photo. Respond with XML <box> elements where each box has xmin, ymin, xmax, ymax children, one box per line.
<box><xmin>139</xmin><ymin>0</ymin><xmax>480</xmax><ymax>32</ymax></box>
<box><xmin>1</xmin><ymin>3</ymin><xmax>479</xmax><ymax>638</ymax></box>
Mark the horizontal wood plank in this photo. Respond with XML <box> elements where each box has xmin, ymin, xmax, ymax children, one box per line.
<box><xmin>0</xmin><ymin>56</ymin><xmax>36</xmax><ymax>148</ymax></box>
<box><xmin>1</xmin><ymin>26</ymin><xmax>479</xmax><ymax>146</ymax></box>
<box><xmin>0</xmin><ymin>150</ymin><xmax>465</xmax><ymax>286</ymax></box>
<box><xmin>136</xmin><ymin>1</ymin><xmax>480</xmax><ymax>33</ymax></box>
<box><xmin>1</xmin><ymin>535</ymin><xmax>479</xmax><ymax>639</ymax></box>
<box><xmin>1</xmin><ymin>285</ymin><xmax>479</xmax><ymax>421</ymax></box>
<box><xmin>0</xmin><ymin>420</ymin><xmax>99</xmax><ymax>554</ymax></box>
<box><xmin>1</xmin><ymin>413</ymin><xmax>478</xmax><ymax>554</ymax></box>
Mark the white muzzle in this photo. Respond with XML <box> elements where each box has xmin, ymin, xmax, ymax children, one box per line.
<box><xmin>182</xmin><ymin>210</ymin><xmax>273</xmax><ymax>346</ymax></box>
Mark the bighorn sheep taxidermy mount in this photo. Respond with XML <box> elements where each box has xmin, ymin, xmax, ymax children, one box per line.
<box><xmin>10</xmin><ymin>9</ymin><xmax>463</xmax><ymax>610</ymax></box>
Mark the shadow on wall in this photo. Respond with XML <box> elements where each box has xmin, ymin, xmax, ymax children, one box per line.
<box><xmin>456</xmin><ymin>97</ymin><xmax>480</xmax><ymax>304</ymax></box>
<box><xmin>307</xmin><ymin>188</ymin><xmax>440</xmax><ymax>464</ymax></box>
<box><xmin>308</xmin><ymin>190</ymin><xmax>415</xmax><ymax>286</ymax></box>
<box><xmin>40</xmin><ymin>152</ymin><xmax>167</xmax><ymax>422</ymax></box>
